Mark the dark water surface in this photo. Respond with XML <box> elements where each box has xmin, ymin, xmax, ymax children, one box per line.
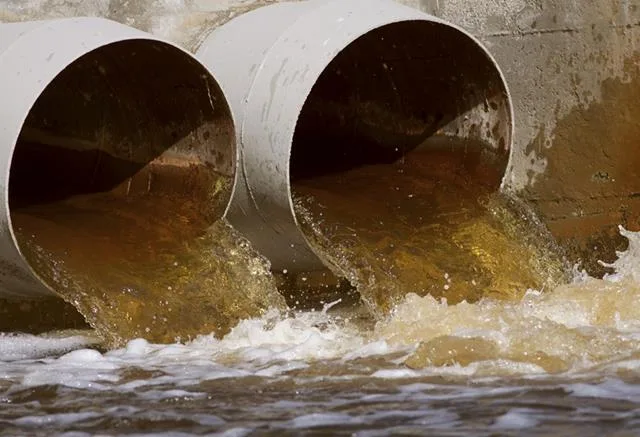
<box><xmin>2</xmin><ymin>322</ymin><xmax>640</xmax><ymax>436</ymax></box>
<box><xmin>3</xmin><ymin>138</ymin><xmax>640</xmax><ymax>435</ymax></box>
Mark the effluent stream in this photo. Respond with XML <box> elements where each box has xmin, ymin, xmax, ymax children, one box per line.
<box><xmin>10</xmin><ymin>170</ymin><xmax>286</xmax><ymax>348</ymax></box>
<box><xmin>292</xmin><ymin>137</ymin><xmax>569</xmax><ymax>316</ymax></box>
<box><xmin>3</xmin><ymin>134</ymin><xmax>640</xmax><ymax>435</ymax></box>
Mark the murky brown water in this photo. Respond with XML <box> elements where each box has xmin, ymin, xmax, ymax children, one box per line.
<box><xmin>10</xmin><ymin>160</ymin><xmax>285</xmax><ymax>348</ymax></box>
<box><xmin>4</xmin><ymin>275</ymin><xmax>640</xmax><ymax>436</ymax></box>
<box><xmin>294</xmin><ymin>137</ymin><xmax>570</xmax><ymax>316</ymax></box>
<box><xmin>3</xmin><ymin>137</ymin><xmax>640</xmax><ymax>436</ymax></box>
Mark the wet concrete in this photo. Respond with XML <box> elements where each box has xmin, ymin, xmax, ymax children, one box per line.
<box><xmin>522</xmin><ymin>56</ymin><xmax>640</xmax><ymax>276</ymax></box>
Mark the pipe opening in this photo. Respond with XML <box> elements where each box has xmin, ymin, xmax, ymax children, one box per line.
<box><xmin>290</xmin><ymin>21</ymin><xmax>566</xmax><ymax>314</ymax></box>
<box><xmin>291</xmin><ymin>21</ymin><xmax>510</xmax><ymax>182</ymax></box>
<box><xmin>11</xmin><ymin>40</ymin><xmax>234</xmax><ymax>213</ymax></box>
<box><xmin>8</xmin><ymin>39</ymin><xmax>237</xmax><ymax>340</ymax></box>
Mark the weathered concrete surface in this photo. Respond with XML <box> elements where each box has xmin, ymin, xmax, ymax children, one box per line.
<box><xmin>2</xmin><ymin>0</ymin><xmax>639</xmax><ymax>274</ymax></box>
<box><xmin>430</xmin><ymin>0</ymin><xmax>640</xmax><ymax>274</ymax></box>
<box><xmin>0</xmin><ymin>0</ymin><xmax>279</xmax><ymax>51</ymax></box>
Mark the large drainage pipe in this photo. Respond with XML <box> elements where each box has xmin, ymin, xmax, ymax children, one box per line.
<box><xmin>0</xmin><ymin>18</ymin><xmax>234</xmax><ymax>300</ymax></box>
<box><xmin>196</xmin><ymin>0</ymin><xmax>513</xmax><ymax>274</ymax></box>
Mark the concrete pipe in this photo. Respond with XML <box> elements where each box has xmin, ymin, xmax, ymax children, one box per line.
<box><xmin>196</xmin><ymin>0</ymin><xmax>513</xmax><ymax>273</ymax></box>
<box><xmin>0</xmin><ymin>18</ymin><xmax>234</xmax><ymax>299</ymax></box>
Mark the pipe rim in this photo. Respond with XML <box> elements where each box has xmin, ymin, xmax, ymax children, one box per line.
<box><xmin>235</xmin><ymin>0</ymin><xmax>514</xmax><ymax>271</ymax></box>
<box><xmin>0</xmin><ymin>17</ymin><xmax>236</xmax><ymax>297</ymax></box>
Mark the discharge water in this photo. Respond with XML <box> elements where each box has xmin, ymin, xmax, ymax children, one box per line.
<box><xmin>9</xmin><ymin>160</ymin><xmax>287</xmax><ymax>348</ymax></box>
<box><xmin>3</xmin><ymin>137</ymin><xmax>640</xmax><ymax>435</ymax></box>
<box><xmin>293</xmin><ymin>137</ymin><xmax>570</xmax><ymax>315</ymax></box>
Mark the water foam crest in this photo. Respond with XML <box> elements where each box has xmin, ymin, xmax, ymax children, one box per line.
<box><xmin>205</xmin><ymin>307</ymin><xmax>371</xmax><ymax>362</ymax></box>
<box><xmin>0</xmin><ymin>332</ymin><xmax>99</xmax><ymax>362</ymax></box>
<box><xmin>375</xmin><ymin>228</ymin><xmax>640</xmax><ymax>374</ymax></box>
<box><xmin>600</xmin><ymin>226</ymin><xmax>640</xmax><ymax>283</ymax></box>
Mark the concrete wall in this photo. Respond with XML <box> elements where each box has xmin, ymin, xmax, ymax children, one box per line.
<box><xmin>417</xmin><ymin>0</ymin><xmax>640</xmax><ymax>274</ymax></box>
<box><xmin>2</xmin><ymin>0</ymin><xmax>638</xmax><ymax>273</ymax></box>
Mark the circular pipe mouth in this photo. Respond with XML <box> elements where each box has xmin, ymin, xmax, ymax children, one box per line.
<box><xmin>289</xmin><ymin>20</ymin><xmax>513</xmax><ymax>308</ymax></box>
<box><xmin>8</xmin><ymin>39</ymin><xmax>235</xmax><ymax>297</ymax></box>
<box><xmin>291</xmin><ymin>20</ymin><xmax>510</xmax><ymax>187</ymax></box>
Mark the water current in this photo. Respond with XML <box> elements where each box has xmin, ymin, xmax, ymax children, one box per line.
<box><xmin>293</xmin><ymin>137</ymin><xmax>569</xmax><ymax>316</ymax></box>
<box><xmin>2</xmin><ymin>139</ymin><xmax>640</xmax><ymax>435</ymax></box>
<box><xmin>10</xmin><ymin>169</ymin><xmax>286</xmax><ymax>348</ymax></box>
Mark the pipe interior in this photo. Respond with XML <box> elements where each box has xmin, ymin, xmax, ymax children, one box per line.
<box><xmin>9</xmin><ymin>40</ymin><xmax>235</xmax><ymax>296</ymax></box>
<box><xmin>291</xmin><ymin>21</ymin><xmax>510</xmax><ymax>182</ymax></box>
<box><xmin>290</xmin><ymin>21</ymin><xmax>513</xmax><ymax>308</ymax></box>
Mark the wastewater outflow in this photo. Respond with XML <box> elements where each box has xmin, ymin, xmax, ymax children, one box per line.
<box><xmin>0</xmin><ymin>0</ymin><xmax>618</xmax><ymax>367</ymax></box>
<box><xmin>0</xmin><ymin>5</ymin><xmax>575</xmax><ymax>351</ymax></box>
<box><xmin>4</xmin><ymin>5</ymin><xmax>640</xmax><ymax>435</ymax></box>
<box><xmin>293</xmin><ymin>139</ymin><xmax>569</xmax><ymax>317</ymax></box>
<box><xmin>0</xmin><ymin>21</ymin><xmax>286</xmax><ymax>347</ymax></box>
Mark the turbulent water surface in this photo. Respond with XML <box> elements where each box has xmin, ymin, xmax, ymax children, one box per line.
<box><xmin>3</xmin><ymin>226</ymin><xmax>640</xmax><ymax>435</ymax></box>
<box><xmin>4</xmin><ymin>246</ymin><xmax>640</xmax><ymax>436</ymax></box>
<box><xmin>3</xmin><ymin>139</ymin><xmax>640</xmax><ymax>435</ymax></box>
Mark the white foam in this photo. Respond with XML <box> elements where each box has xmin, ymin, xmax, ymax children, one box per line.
<box><xmin>13</xmin><ymin>411</ymin><xmax>102</xmax><ymax>426</ymax></box>
<box><xmin>371</xmin><ymin>368</ymin><xmax>420</xmax><ymax>379</ymax></box>
<box><xmin>601</xmin><ymin>226</ymin><xmax>640</xmax><ymax>282</ymax></box>
<box><xmin>0</xmin><ymin>309</ymin><xmax>389</xmax><ymax>398</ymax></box>
<box><xmin>212</xmin><ymin>429</ymin><xmax>254</xmax><ymax>437</ymax></box>
<box><xmin>121</xmin><ymin>338</ymin><xmax>153</xmax><ymax>357</ymax></box>
<box><xmin>58</xmin><ymin>348</ymin><xmax>106</xmax><ymax>363</ymax></box>
<box><xmin>137</xmin><ymin>389</ymin><xmax>207</xmax><ymax>401</ymax></box>
<box><xmin>492</xmin><ymin>409</ymin><xmax>540</xmax><ymax>429</ymax></box>
<box><xmin>569</xmin><ymin>378</ymin><xmax>640</xmax><ymax>402</ymax></box>
<box><xmin>214</xmin><ymin>309</ymin><xmax>370</xmax><ymax>362</ymax></box>
<box><xmin>0</xmin><ymin>332</ymin><xmax>97</xmax><ymax>361</ymax></box>
<box><xmin>287</xmin><ymin>413</ymin><xmax>361</xmax><ymax>428</ymax></box>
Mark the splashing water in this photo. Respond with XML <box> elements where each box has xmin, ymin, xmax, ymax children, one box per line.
<box><xmin>4</xmin><ymin>142</ymin><xmax>640</xmax><ymax>433</ymax></box>
<box><xmin>6</xmin><ymin>225</ymin><xmax>637</xmax><ymax>376</ymax></box>
<box><xmin>294</xmin><ymin>137</ymin><xmax>570</xmax><ymax>316</ymax></box>
<box><xmin>11</xmin><ymin>188</ymin><xmax>287</xmax><ymax>348</ymax></box>
<box><xmin>370</xmin><ymin>226</ymin><xmax>640</xmax><ymax>374</ymax></box>
<box><xmin>4</xmin><ymin>229</ymin><xmax>640</xmax><ymax>434</ymax></box>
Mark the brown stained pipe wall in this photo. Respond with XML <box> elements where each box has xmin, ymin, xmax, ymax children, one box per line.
<box><xmin>3</xmin><ymin>0</ymin><xmax>640</xmax><ymax>276</ymax></box>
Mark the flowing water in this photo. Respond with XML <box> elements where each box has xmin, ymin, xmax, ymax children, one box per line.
<box><xmin>4</xmin><ymin>258</ymin><xmax>640</xmax><ymax>436</ymax></box>
<box><xmin>293</xmin><ymin>137</ymin><xmax>569</xmax><ymax>316</ymax></box>
<box><xmin>10</xmin><ymin>168</ymin><xmax>286</xmax><ymax>348</ymax></box>
<box><xmin>3</xmin><ymin>139</ymin><xmax>640</xmax><ymax>435</ymax></box>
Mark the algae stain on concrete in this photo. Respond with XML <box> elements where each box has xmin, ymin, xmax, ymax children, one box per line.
<box><xmin>524</xmin><ymin>55</ymin><xmax>640</xmax><ymax>275</ymax></box>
